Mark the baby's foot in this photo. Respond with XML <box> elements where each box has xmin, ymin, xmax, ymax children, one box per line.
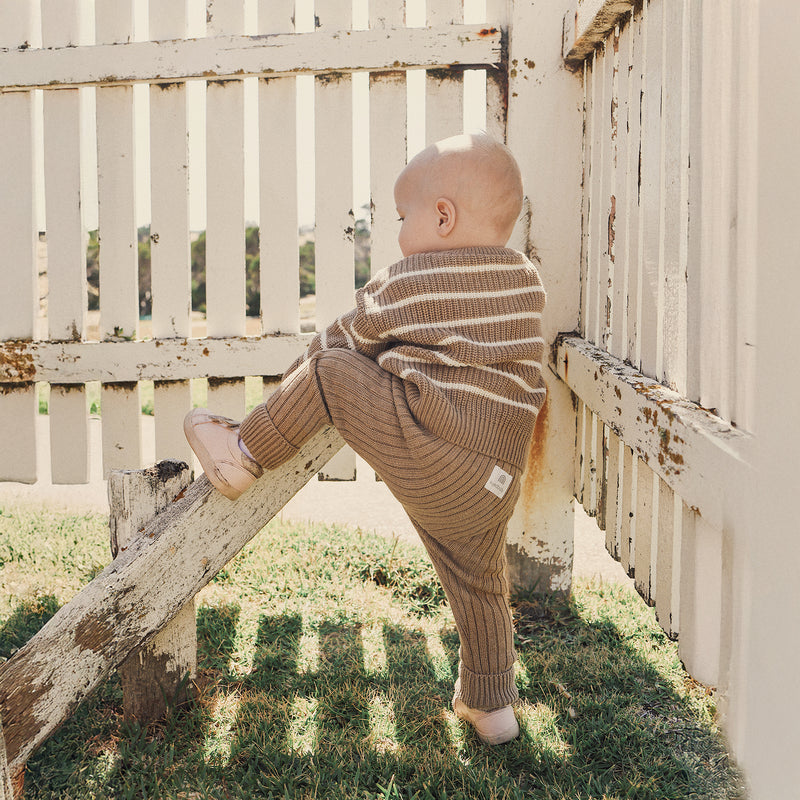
<box><xmin>452</xmin><ymin>697</ymin><xmax>520</xmax><ymax>745</ymax></box>
<box><xmin>184</xmin><ymin>409</ymin><xmax>263</xmax><ymax>500</ymax></box>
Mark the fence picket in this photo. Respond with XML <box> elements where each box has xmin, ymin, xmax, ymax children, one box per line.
<box><xmin>0</xmin><ymin>103</ymin><xmax>37</xmax><ymax>340</ymax></box>
<box><xmin>426</xmin><ymin>0</ymin><xmax>463</xmax><ymax>144</ymax></box>
<box><xmin>42</xmin><ymin>0</ymin><xmax>90</xmax><ymax>484</ymax></box>
<box><xmin>633</xmin><ymin>457</ymin><xmax>654</xmax><ymax>602</ymax></box>
<box><xmin>574</xmin><ymin>399</ymin><xmax>587</xmax><ymax>505</ymax></box>
<box><xmin>685</xmin><ymin>0</ymin><xmax>703</xmax><ymax>406</ymax></box>
<box><xmin>207</xmin><ymin>377</ymin><xmax>246</xmax><ymax>422</ymax></box>
<box><xmin>0</xmin><ymin>1</ymin><xmax>38</xmax><ymax>484</ymax></box>
<box><xmin>95</xmin><ymin>1</ymin><xmax>144</xmax><ymax>478</ymax></box>
<box><xmin>604</xmin><ymin>427</ymin><xmax>621</xmax><ymax>558</ymax></box>
<box><xmin>585</xmin><ymin>47</ymin><xmax>601</xmax><ymax>344</ymax></box>
<box><xmin>579</xmin><ymin>57</ymin><xmax>592</xmax><ymax>340</ymax></box>
<box><xmin>596</xmin><ymin>423</ymin><xmax>609</xmax><ymax>531</ymax></box>
<box><xmin>638</xmin><ymin>0</ymin><xmax>661</xmax><ymax>378</ymax></box>
<box><xmin>699</xmin><ymin>0</ymin><xmax>731</xmax><ymax>420</ymax></box>
<box><xmin>101</xmin><ymin>382</ymin><xmax>142</xmax><ymax>475</ymax></box>
<box><xmin>150</xmin><ymin>0</ymin><xmax>193</xmax><ymax>465</ymax></box>
<box><xmin>625</xmin><ymin>8</ymin><xmax>643</xmax><ymax>364</ymax></box>
<box><xmin>0</xmin><ymin>388</ymin><xmax>37</xmax><ymax>484</ymax></box>
<box><xmin>259</xmin><ymin>0</ymin><xmax>300</xmax><ymax>336</ymax></box>
<box><xmin>205</xmin><ymin>0</ymin><xmax>247</xmax><ymax>418</ymax></box>
<box><xmin>655</xmin><ymin>478</ymin><xmax>677</xmax><ymax>637</ymax></box>
<box><xmin>369</xmin><ymin>0</ymin><xmax>406</xmax><ymax>278</ymax></box>
<box><xmin>609</xmin><ymin>17</ymin><xmax>631</xmax><ymax>362</ymax></box>
<box><xmin>49</xmin><ymin>385</ymin><xmax>89</xmax><ymax>484</ymax></box>
<box><xmin>602</xmin><ymin>27</ymin><xmax>620</xmax><ymax>354</ymax></box>
<box><xmin>678</xmin><ymin>505</ymin><xmax>722</xmax><ymax>687</ymax></box>
<box><xmin>619</xmin><ymin>444</ymin><xmax>634</xmax><ymax>575</ymax></box>
<box><xmin>583</xmin><ymin>412</ymin><xmax>601</xmax><ymax>517</ymax></box>
<box><xmin>661</xmin><ymin>0</ymin><xmax>688</xmax><ymax>392</ymax></box>
<box><xmin>591</xmin><ymin>42</ymin><xmax>609</xmax><ymax>347</ymax></box>
<box><xmin>154</xmin><ymin>380</ymin><xmax>193</xmax><ymax>464</ymax></box>
<box><xmin>315</xmin><ymin>0</ymin><xmax>357</xmax><ymax>481</ymax></box>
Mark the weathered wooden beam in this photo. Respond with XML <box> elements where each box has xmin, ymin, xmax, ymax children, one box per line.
<box><xmin>562</xmin><ymin>0</ymin><xmax>635</xmax><ymax>66</ymax></box>
<box><xmin>0</xmin><ymin>721</ymin><xmax>11</xmax><ymax>800</ymax></box>
<box><xmin>0</xmin><ymin>334</ymin><xmax>313</xmax><ymax>384</ymax></box>
<box><xmin>0</xmin><ymin>426</ymin><xmax>344</xmax><ymax>777</ymax></box>
<box><xmin>555</xmin><ymin>334</ymin><xmax>751</xmax><ymax>530</ymax></box>
<box><xmin>0</xmin><ymin>25</ymin><xmax>501</xmax><ymax>91</ymax></box>
<box><xmin>109</xmin><ymin>461</ymin><xmax>195</xmax><ymax>724</ymax></box>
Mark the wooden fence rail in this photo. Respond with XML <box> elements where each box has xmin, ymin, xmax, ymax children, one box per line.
<box><xmin>0</xmin><ymin>426</ymin><xmax>343</xmax><ymax>786</ymax></box>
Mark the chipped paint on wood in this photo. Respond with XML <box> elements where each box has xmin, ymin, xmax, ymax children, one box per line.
<box><xmin>110</xmin><ymin>462</ymin><xmax>195</xmax><ymax>724</ymax></box>
<box><xmin>0</xmin><ymin>335</ymin><xmax>313</xmax><ymax>384</ymax></box>
<box><xmin>0</xmin><ymin>344</ymin><xmax>35</xmax><ymax>382</ymax></box>
<box><xmin>556</xmin><ymin>334</ymin><xmax>750</xmax><ymax>531</ymax></box>
<box><xmin>563</xmin><ymin>0</ymin><xmax>635</xmax><ymax>66</ymax></box>
<box><xmin>0</xmin><ymin>427</ymin><xmax>344</xmax><ymax>773</ymax></box>
<box><xmin>0</xmin><ymin>26</ymin><xmax>502</xmax><ymax>91</ymax></box>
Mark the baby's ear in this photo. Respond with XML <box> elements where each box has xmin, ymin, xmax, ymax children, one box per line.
<box><xmin>435</xmin><ymin>197</ymin><xmax>457</xmax><ymax>237</ymax></box>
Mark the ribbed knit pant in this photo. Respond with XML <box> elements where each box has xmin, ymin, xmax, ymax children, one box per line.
<box><xmin>239</xmin><ymin>350</ymin><xmax>521</xmax><ymax>711</ymax></box>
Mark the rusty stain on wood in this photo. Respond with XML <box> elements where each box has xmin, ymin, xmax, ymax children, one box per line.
<box><xmin>520</xmin><ymin>396</ymin><xmax>549</xmax><ymax>519</ymax></box>
<box><xmin>564</xmin><ymin>1</ymin><xmax>635</xmax><ymax>67</ymax></box>
<box><xmin>0</xmin><ymin>343</ymin><xmax>35</xmax><ymax>382</ymax></box>
<box><xmin>74</xmin><ymin>612</ymin><xmax>118</xmax><ymax>655</ymax></box>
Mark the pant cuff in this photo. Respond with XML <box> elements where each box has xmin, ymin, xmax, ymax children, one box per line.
<box><xmin>239</xmin><ymin>404</ymin><xmax>299</xmax><ymax>470</ymax></box>
<box><xmin>454</xmin><ymin>662</ymin><xmax>518</xmax><ymax>711</ymax></box>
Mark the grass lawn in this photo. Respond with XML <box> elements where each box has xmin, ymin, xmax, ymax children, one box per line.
<box><xmin>0</xmin><ymin>504</ymin><xmax>746</xmax><ymax>800</ymax></box>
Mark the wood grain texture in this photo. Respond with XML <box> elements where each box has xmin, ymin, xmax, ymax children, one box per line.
<box><xmin>0</xmin><ymin>426</ymin><xmax>344</xmax><ymax>774</ymax></box>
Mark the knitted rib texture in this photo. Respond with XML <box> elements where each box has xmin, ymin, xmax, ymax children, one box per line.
<box><xmin>275</xmin><ymin>246</ymin><xmax>546</xmax><ymax>471</ymax></box>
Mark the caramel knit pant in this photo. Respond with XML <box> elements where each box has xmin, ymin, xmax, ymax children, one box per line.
<box><xmin>239</xmin><ymin>350</ymin><xmax>521</xmax><ymax>711</ymax></box>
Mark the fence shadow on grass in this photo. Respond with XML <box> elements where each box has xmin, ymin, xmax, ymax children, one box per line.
<box><xmin>15</xmin><ymin>585</ymin><xmax>745</xmax><ymax>799</ymax></box>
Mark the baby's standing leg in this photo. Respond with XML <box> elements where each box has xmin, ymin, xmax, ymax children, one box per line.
<box><xmin>202</xmin><ymin>349</ymin><xmax>523</xmax><ymax>740</ymax></box>
<box><xmin>413</xmin><ymin>520</ymin><xmax>518</xmax><ymax>711</ymax></box>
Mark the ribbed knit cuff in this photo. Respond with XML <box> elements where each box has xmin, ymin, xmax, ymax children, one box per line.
<box><xmin>238</xmin><ymin>404</ymin><xmax>299</xmax><ymax>470</ymax></box>
<box><xmin>454</xmin><ymin>662</ymin><xmax>518</xmax><ymax>711</ymax></box>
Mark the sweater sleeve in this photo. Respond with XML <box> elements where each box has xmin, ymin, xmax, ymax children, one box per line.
<box><xmin>282</xmin><ymin>284</ymin><xmax>388</xmax><ymax>378</ymax></box>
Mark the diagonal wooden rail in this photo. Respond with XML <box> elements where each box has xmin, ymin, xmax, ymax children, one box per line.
<box><xmin>0</xmin><ymin>426</ymin><xmax>344</xmax><ymax>785</ymax></box>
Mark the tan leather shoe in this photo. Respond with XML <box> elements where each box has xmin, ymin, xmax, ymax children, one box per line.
<box><xmin>183</xmin><ymin>408</ymin><xmax>263</xmax><ymax>500</ymax></box>
<box><xmin>452</xmin><ymin>697</ymin><xmax>520</xmax><ymax>745</ymax></box>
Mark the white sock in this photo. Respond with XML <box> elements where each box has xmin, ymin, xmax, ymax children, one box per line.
<box><xmin>238</xmin><ymin>437</ymin><xmax>255</xmax><ymax>461</ymax></box>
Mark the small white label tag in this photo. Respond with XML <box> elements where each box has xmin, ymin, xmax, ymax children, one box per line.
<box><xmin>485</xmin><ymin>465</ymin><xmax>513</xmax><ymax>499</ymax></box>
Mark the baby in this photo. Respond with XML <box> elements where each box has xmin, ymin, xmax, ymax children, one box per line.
<box><xmin>185</xmin><ymin>133</ymin><xmax>546</xmax><ymax>745</ymax></box>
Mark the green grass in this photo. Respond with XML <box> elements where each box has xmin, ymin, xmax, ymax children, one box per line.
<box><xmin>0</xmin><ymin>504</ymin><xmax>745</xmax><ymax>800</ymax></box>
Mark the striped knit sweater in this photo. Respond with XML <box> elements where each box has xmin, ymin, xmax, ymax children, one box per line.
<box><xmin>284</xmin><ymin>246</ymin><xmax>546</xmax><ymax>471</ymax></box>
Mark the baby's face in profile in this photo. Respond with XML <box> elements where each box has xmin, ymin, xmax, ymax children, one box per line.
<box><xmin>394</xmin><ymin>167</ymin><xmax>445</xmax><ymax>257</ymax></box>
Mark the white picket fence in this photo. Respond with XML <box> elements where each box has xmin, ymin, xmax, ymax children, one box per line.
<box><xmin>558</xmin><ymin>0</ymin><xmax>775</xmax><ymax>789</ymax></box>
<box><xmin>0</xmin><ymin>0</ymin><xmax>505</xmax><ymax>484</ymax></box>
<box><xmin>1</xmin><ymin>1</ymin><xmax>798</xmax><ymax>797</ymax></box>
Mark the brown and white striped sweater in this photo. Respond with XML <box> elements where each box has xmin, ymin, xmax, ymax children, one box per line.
<box><xmin>285</xmin><ymin>246</ymin><xmax>546</xmax><ymax>471</ymax></box>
